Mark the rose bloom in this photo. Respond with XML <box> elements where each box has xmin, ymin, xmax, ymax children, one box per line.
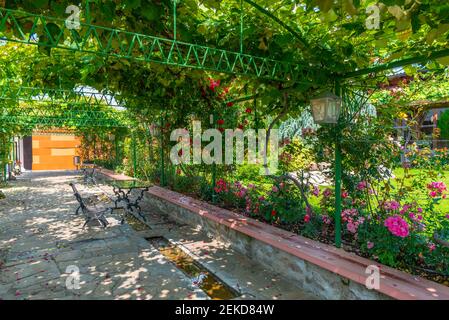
<box><xmin>384</xmin><ymin>215</ymin><xmax>409</xmax><ymax>238</ymax></box>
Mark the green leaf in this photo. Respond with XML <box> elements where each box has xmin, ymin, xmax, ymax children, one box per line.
<box><xmin>321</xmin><ymin>9</ymin><xmax>338</xmax><ymax>22</ymax></box>
<box><xmin>140</xmin><ymin>3</ymin><xmax>162</xmax><ymax>21</ymax></box>
<box><xmin>436</xmin><ymin>56</ymin><xmax>449</xmax><ymax>66</ymax></box>
<box><xmin>388</xmin><ymin>5</ymin><xmax>405</xmax><ymax>20</ymax></box>
<box><xmin>342</xmin><ymin>0</ymin><xmax>358</xmax><ymax>15</ymax></box>
<box><xmin>125</xmin><ymin>0</ymin><xmax>142</xmax><ymax>10</ymax></box>
<box><xmin>51</xmin><ymin>1</ymin><xmax>67</xmax><ymax>17</ymax></box>
<box><xmin>45</xmin><ymin>22</ymin><xmax>62</xmax><ymax>44</ymax></box>
<box><xmin>38</xmin><ymin>35</ymin><xmax>52</xmax><ymax>56</ymax></box>
<box><xmin>316</xmin><ymin>0</ymin><xmax>333</xmax><ymax>13</ymax></box>
<box><xmin>31</xmin><ymin>0</ymin><xmax>49</xmax><ymax>9</ymax></box>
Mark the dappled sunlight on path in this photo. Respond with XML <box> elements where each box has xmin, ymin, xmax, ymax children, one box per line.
<box><xmin>0</xmin><ymin>171</ymin><xmax>207</xmax><ymax>300</ymax></box>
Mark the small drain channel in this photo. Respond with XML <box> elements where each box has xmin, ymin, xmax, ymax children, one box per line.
<box><xmin>118</xmin><ymin>210</ymin><xmax>239</xmax><ymax>299</ymax></box>
<box><xmin>147</xmin><ymin>237</ymin><xmax>239</xmax><ymax>300</ymax></box>
<box><xmin>122</xmin><ymin>212</ymin><xmax>149</xmax><ymax>231</ymax></box>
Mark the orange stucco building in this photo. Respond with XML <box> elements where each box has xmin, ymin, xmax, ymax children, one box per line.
<box><xmin>24</xmin><ymin>132</ymin><xmax>81</xmax><ymax>171</ymax></box>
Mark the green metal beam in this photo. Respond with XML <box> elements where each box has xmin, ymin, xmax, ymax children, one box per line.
<box><xmin>0</xmin><ymin>116</ymin><xmax>128</xmax><ymax>128</ymax></box>
<box><xmin>0</xmin><ymin>85</ymin><xmax>124</xmax><ymax>107</ymax></box>
<box><xmin>0</xmin><ymin>108</ymin><xmax>129</xmax><ymax>128</ymax></box>
<box><xmin>0</xmin><ymin>8</ymin><xmax>317</xmax><ymax>83</ymax></box>
<box><xmin>342</xmin><ymin>48</ymin><xmax>449</xmax><ymax>79</ymax></box>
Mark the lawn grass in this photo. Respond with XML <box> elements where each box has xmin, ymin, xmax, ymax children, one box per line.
<box><xmin>305</xmin><ymin>168</ymin><xmax>449</xmax><ymax>213</ymax></box>
<box><xmin>390</xmin><ymin>168</ymin><xmax>449</xmax><ymax>212</ymax></box>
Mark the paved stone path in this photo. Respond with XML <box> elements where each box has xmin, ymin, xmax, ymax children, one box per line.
<box><xmin>0</xmin><ymin>171</ymin><xmax>315</xmax><ymax>300</ymax></box>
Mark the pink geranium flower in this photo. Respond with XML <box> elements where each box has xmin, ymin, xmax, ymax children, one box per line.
<box><xmin>384</xmin><ymin>215</ymin><xmax>409</xmax><ymax>238</ymax></box>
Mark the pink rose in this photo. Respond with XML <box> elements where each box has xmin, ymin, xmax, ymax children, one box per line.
<box><xmin>384</xmin><ymin>216</ymin><xmax>409</xmax><ymax>238</ymax></box>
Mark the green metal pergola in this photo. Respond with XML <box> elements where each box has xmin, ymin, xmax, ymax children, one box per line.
<box><xmin>1</xmin><ymin>1</ymin><xmax>449</xmax><ymax>249</ymax></box>
<box><xmin>0</xmin><ymin>7</ymin><xmax>323</xmax><ymax>84</ymax></box>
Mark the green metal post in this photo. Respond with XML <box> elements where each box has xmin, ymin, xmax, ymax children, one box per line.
<box><xmin>254</xmin><ymin>96</ymin><xmax>259</xmax><ymax>129</ymax></box>
<box><xmin>132</xmin><ymin>133</ymin><xmax>137</xmax><ymax>179</ymax></box>
<box><xmin>160</xmin><ymin>116</ymin><xmax>166</xmax><ymax>187</ymax></box>
<box><xmin>173</xmin><ymin>0</ymin><xmax>177</xmax><ymax>41</ymax></box>
<box><xmin>11</xmin><ymin>139</ymin><xmax>16</xmax><ymax>164</ymax></box>
<box><xmin>212</xmin><ymin>161</ymin><xmax>217</xmax><ymax>203</ymax></box>
<box><xmin>334</xmin><ymin>81</ymin><xmax>342</xmax><ymax>248</ymax></box>
<box><xmin>85</xmin><ymin>0</ymin><xmax>91</xmax><ymax>25</ymax></box>
<box><xmin>93</xmin><ymin>136</ymin><xmax>96</xmax><ymax>166</ymax></box>
<box><xmin>240</xmin><ymin>0</ymin><xmax>243</xmax><ymax>53</ymax></box>
<box><xmin>115</xmin><ymin>138</ymin><xmax>119</xmax><ymax>167</ymax></box>
<box><xmin>211</xmin><ymin>111</ymin><xmax>218</xmax><ymax>203</ymax></box>
<box><xmin>335</xmin><ymin>140</ymin><xmax>342</xmax><ymax>248</ymax></box>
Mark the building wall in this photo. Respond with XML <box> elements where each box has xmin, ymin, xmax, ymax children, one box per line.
<box><xmin>31</xmin><ymin>133</ymin><xmax>81</xmax><ymax>170</ymax></box>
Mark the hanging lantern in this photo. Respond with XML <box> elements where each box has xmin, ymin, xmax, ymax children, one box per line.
<box><xmin>310</xmin><ymin>92</ymin><xmax>342</xmax><ymax>124</ymax></box>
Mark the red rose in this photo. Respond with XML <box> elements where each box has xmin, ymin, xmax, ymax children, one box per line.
<box><xmin>218</xmin><ymin>127</ymin><xmax>225</xmax><ymax>133</ymax></box>
<box><xmin>237</xmin><ymin>124</ymin><xmax>244</xmax><ymax>130</ymax></box>
<box><xmin>217</xmin><ymin>119</ymin><xmax>225</xmax><ymax>125</ymax></box>
<box><xmin>245</xmin><ymin>108</ymin><xmax>252</xmax><ymax>113</ymax></box>
<box><xmin>271</xmin><ymin>210</ymin><xmax>276</xmax><ymax>217</ymax></box>
<box><xmin>209</xmin><ymin>78</ymin><xmax>220</xmax><ymax>91</ymax></box>
<box><xmin>226</xmin><ymin>102</ymin><xmax>234</xmax><ymax>107</ymax></box>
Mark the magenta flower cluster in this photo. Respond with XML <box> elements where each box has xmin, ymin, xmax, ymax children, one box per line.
<box><xmin>427</xmin><ymin>181</ymin><xmax>447</xmax><ymax>198</ymax></box>
<box><xmin>383</xmin><ymin>200</ymin><xmax>401</xmax><ymax>211</ymax></box>
<box><xmin>384</xmin><ymin>215</ymin><xmax>410</xmax><ymax>238</ymax></box>
<box><xmin>341</xmin><ymin>208</ymin><xmax>365</xmax><ymax>234</ymax></box>
<box><xmin>357</xmin><ymin>181</ymin><xmax>368</xmax><ymax>191</ymax></box>
<box><xmin>214</xmin><ymin>179</ymin><xmax>228</xmax><ymax>193</ymax></box>
<box><xmin>233</xmin><ymin>181</ymin><xmax>248</xmax><ymax>198</ymax></box>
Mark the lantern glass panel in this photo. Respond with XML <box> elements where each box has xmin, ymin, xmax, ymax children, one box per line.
<box><xmin>310</xmin><ymin>93</ymin><xmax>342</xmax><ymax>124</ymax></box>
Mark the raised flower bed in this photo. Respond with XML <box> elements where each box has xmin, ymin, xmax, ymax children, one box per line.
<box><xmin>97</xmin><ymin>169</ymin><xmax>449</xmax><ymax>300</ymax></box>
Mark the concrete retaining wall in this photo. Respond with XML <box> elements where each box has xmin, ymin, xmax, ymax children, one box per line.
<box><xmin>139</xmin><ymin>191</ymin><xmax>386</xmax><ymax>300</ymax></box>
